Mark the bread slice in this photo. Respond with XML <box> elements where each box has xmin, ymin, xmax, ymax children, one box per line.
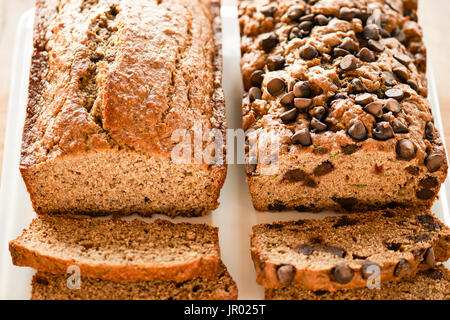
<box><xmin>31</xmin><ymin>264</ymin><xmax>238</xmax><ymax>300</ymax></box>
<box><xmin>251</xmin><ymin>208</ymin><xmax>450</xmax><ymax>291</ymax></box>
<box><xmin>265</xmin><ymin>266</ymin><xmax>450</xmax><ymax>300</ymax></box>
<box><xmin>10</xmin><ymin>216</ymin><xmax>221</xmax><ymax>282</ymax></box>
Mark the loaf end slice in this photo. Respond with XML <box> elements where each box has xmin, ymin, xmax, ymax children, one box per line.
<box><xmin>265</xmin><ymin>266</ymin><xmax>450</xmax><ymax>300</ymax></box>
<box><xmin>31</xmin><ymin>263</ymin><xmax>238</xmax><ymax>300</ymax></box>
<box><xmin>10</xmin><ymin>216</ymin><xmax>222</xmax><ymax>282</ymax></box>
<box><xmin>251</xmin><ymin>208</ymin><xmax>450</xmax><ymax>291</ymax></box>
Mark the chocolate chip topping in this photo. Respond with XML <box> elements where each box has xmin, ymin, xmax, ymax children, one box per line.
<box><xmin>351</xmin><ymin>79</ymin><xmax>366</xmax><ymax>93</ymax></box>
<box><xmin>267</xmin><ymin>78</ymin><xmax>285</xmax><ymax>96</ymax></box>
<box><xmin>339</xmin><ymin>7</ymin><xmax>357</xmax><ymax>20</ymax></box>
<box><xmin>384</xmin><ymin>98</ymin><xmax>401</xmax><ymax>113</ymax></box>
<box><xmin>361</xmin><ymin>261</ymin><xmax>380</xmax><ymax>279</ymax></box>
<box><xmin>367</xmin><ymin>39</ymin><xmax>385</xmax><ymax>52</ymax></box>
<box><xmin>358</xmin><ymin>47</ymin><xmax>376</xmax><ymax>62</ymax></box>
<box><xmin>372</xmin><ymin>122</ymin><xmax>394</xmax><ymax>140</ymax></box>
<box><xmin>299</xmin><ymin>21</ymin><xmax>313</xmax><ymax>32</ymax></box>
<box><xmin>250</xmin><ymin>70</ymin><xmax>264</xmax><ymax>87</ymax></box>
<box><xmin>299</xmin><ymin>13</ymin><xmax>314</xmax><ymax>22</ymax></box>
<box><xmin>280</xmin><ymin>108</ymin><xmax>298</xmax><ymax>123</ymax></box>
<box><xmin>300</xmin><ymin>45</ymin><xmax>318</xmax><ymax>60</ymax></box>
<box><xmin>364</xmin><ymin>101</ymin><xmax>383</xmax><ymax>117</ymax></box>
<box><xmin>340</xmin><ymin>54</ymin><xmax>358</xmax><ymax>71</ymax></box>
<box><xmin>383</xmin><ymin>71</ymin><xmax>397</xmax><ymax>86</ymax></box>
<box><xmin>261</xmin><ymin>33</ymin><xmax>279</xmax><ymax>53</ymax></box>
<box><xmin>393</xmin><ymin>65</ymin><xmax>409</xmax><ymax>82</ymax></box>
<box><xmin>424</xmin><ymin>247</ymin><xmax>435</xmax><ymax>267</ymax></box>
<box><xmin>287</xmin><ymin>7</ymin><xmax>304</xmax><ymax>21</ymax></box>
<box><xmin>425</xmin><ymin>122</ymin><xmax>435</xmax><ymax>140</ymax></box>
<box><xmin>334</xmin><ymin>48</ymin><xmax>350</xmax><ymax>58</ymax></box>
<box><xmin>348</xmin><ymin>120</ymin><xmax>367</xmax><ymax>141</ymax></box>
<box><xmin>340</xmin><ymin>37</ymin><xmax>359</xmax><ymax>53</ymax></box>
<box><xmin>394</xmin><ymin>53</ymin><xmax>413</xmax><ymax>66</ymax></box>
<box><xmin>391</xmin><ymin>118</ymin><xmax>409</xmax><ymax>133</ymax></box>
<box><xmin>248</xmin><ymin>87</ymin><xmax>262</xmax><ymax>101</ymax></box>
<box><xmin>310</xmin><ymin>118</ymin><xmax>327</xmax><ymax>131</ymax></box>
<box><xmin>294</xmin><ymin>98</ymin><xmax>313</xmax><ymax>111</ymax></box>
<box><xmin>280</xmin><ymin>91</ymin><xmax>295</xmax><ymax>106</ymax></box>
<box><xmin>315</xmin><ymin>14</ymin><xmax>330</xmax><ymax>26</ymax></box>
<box><xmin>362</xmin><ymin>24</ymin><xmax>380</xmax><ymax>40</ymax></box>
<box><xmin>333</xmin><ymin>264</ymin><xmax>354</xmax><ymax>284</ymax></box>
<box><xmin>425</xmin><ymin>152</ymin><xmax>446</xmax><ymax>172</ymax></box>
<box><xmin>385</xmin><ymin>88</ymin><xmax>404</xmax><ymax>101</ymax></box>
<box><xmin>261</xmin><ymin>5</ymin><xmax>276</xmax><ymax>17</ymax></box>
<box><xmin>396</xmin><ymin>139</ymin><xmax>416</xmax><ymax>160</ymax></box>
<box><xmin>292</xmin><ymin>128</ymin><xmax>312</xmax><ymax>146</ymax></box>
<box><xmin>355</xmin><ymin>93</ymin><xmax>374</xmax><ymax>105</ymax></box>
<box><xmin>293</xmin><ymin>81</ymin><xmax>311</xmax><ymax>98</ymax></box>
<box><xmin>310</xmin><ymin>106</ymin><xmax>326</xmax><ymax>121</ymax></box>
<box><xmin>267</xmin><ymin>55</ymin><xmax>285</xmax><ymax>71</ymax></box>
<box><xmin>394</xmin><ymin>259</ymin><xmax>412</xmax><ymax>277</ymax></box>
<box><xmin>277</xmin><ymin>264</ymin><xmax>296</xmax><ymax>285</ymax></box>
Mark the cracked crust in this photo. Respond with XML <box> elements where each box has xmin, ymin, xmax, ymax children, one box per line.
<box><xmin>20</xmin><ymin>0</ymin><xmax>226</xmax><ymax>216</ymax></box>
<box><xmin>250</xmin><ymin>207</ymin><xmax>450</xmax><ymax>291</ymax></box>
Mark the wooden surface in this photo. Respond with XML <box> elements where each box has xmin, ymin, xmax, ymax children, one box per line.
<box><xmin>0</xmin><ymin>0</ymin><xmax>449</xmax><ymax>174</ymax></box>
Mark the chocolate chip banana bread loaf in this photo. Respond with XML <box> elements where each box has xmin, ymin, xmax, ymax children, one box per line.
<box><xmin>31</xmin><ymin>263</ymin><xmax>238</xmax><ymax>300</ymax></box>
<box><xmin>250</xmin><ymin>208</ymin><xmax>450</xmax><ymax>291</ymax></box>
<box><xmin>239</xmin><ymin>0</ymin><xmax>448</xmax><ymax>212</ymax></box>
<box><xmin>10</xmin><ymin>216</ymin><xmax>222</xmax><ymax>282</ymax></box>
<box><xmin>21</xmin><ymin>0</ymin><xmax>226</xmax><ymax>217</ymax></box>
<box><xmin>265</xmin><ymin>266</ymin><xmax>450</xmax><ymax>300</ymax></box>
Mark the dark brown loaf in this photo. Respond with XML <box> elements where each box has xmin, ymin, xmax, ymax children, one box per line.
<box><xmin>21</xmin><ymin>0</ymin><xmax>226</xmax><ymax>217</ymax></box>
<box><xmin>265</xmin><ymin>266</ymin><xmax>450</xmax><ymax>300</ymax></box>
<box><xmin>31</xmin><ymin>263</ymin><xmax>238</xmax><ymax>300</ymax></box>
<box><xmin>10</xmin><ymin>216</ymin><xmax>222</xmax><ymax>282</ymax></box>
<box><xmin>251</xmin><ymin>208</ymin><xmax>450</xmax><ymax>291</ymax></box>
<box><xmin>239</xmin><ymin>0</ymin><xmax>448</xmax><ymax>212</ymax></box>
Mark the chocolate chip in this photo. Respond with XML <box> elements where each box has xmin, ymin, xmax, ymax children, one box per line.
<box><xmin>391</xmin><ymin>118</ymin><xmax>409</xmax><ymax>133</ymax></box>
<box><xmin>267</xmin><ymin>55</ymin><xmax>285</xmax><ymax>71</ymax></box>
<box><xmin>358</xmin><ymin>47</ymin><xmax>376</xmax><ymax>62</ymax></box>
<box><xmin>394</xmin><ymin>53</ymin><xmax>412</xmax><ymax>66</ymax></box>
<box><xmin>425</xmin><ymin>153</ymin><xmax>446</xmax><ymax>172</ymax></box>
<box><xmin>385</xmin><ymin>88</ymin><xmax>404</xmax><ymax>101</ymax></box>
<box><xmin>419</xmin><ymin>176</ymin><xmax>439</xmax><ymax>190</ymax></box>
<box><xmin>333</xmin><ymin>92</ymin><xmax>349</xmax><ymax>101</ymax></box>
<box><xmin>385</xmin><ymin>242</ymin><xmax>402</xmax><ymax>251</ymax></box>
<box><xmin>339</xmin><ymin>7</ymin><xmax>357</xmax><ymax>20</ymax></box>
<box><xmin>425</xmin><ymin>268</ymin><xmax>443</xmax><ymax>280</ymax></box>
<box><xmin>250</xmin><ymin>70</ymin><xmax>264</xmax><ymax>87</ymax></box>
<box><xmin>355</xmin><ymin>93</ymin><xmax>374</xmax><ymax>105</ymax></box>
<box><xmin>245</xmin><ymin>162</ymin><xmax>257</xmax><ymax>175</ymax></box>
<box><xmin>287</xmin><ymin>7</ymin><xmax>303</xmax><ymax>21</ymax></box>
<box><xmin>334</xmin><ymin>47</ymin><xmax>350</xmax><ymax>58</ymax></box>
<box><xmin>296</xmin><ymin>244</ymin><xmax>316</xmax><ymax>256</ymax></box>
<box><xmin>351</xmin><ymin>79</ymin><xmax>366</xmax><ymax>93</ymax></box>
<box><xmin>362</xmin><ymin>24</ymin><xmax>380</xmax><ymax>40</ymax></box>
<box><xmin>417</xmin><ymin>214</ymin><xmax>441</xmax><ymax>232</ymax></box>
<box><xmin>280</xmin><ymin>91</ymin><xmax>295</xmax><ymax>106</ymax></box>
<box><xmin>332</xmin><ymin>197</ymin><xmax>358</xmax><ymax>210</ymax></box>
<box><xmin>340</xmin><ymin>54</ymin><xmax>358</xmax><ymax>71</ymax></box>
<box><xmin>249</xmin><ymin>87</ymin><xmax>262</xmax><ymax>101</ymax></box>
<box><xmin>294</xmin><ymin>205</ymin><xmax>309</xmax><ymax>212</ymax></box>
<box><xmin>280</xmin><ymin>108</ymin><xmax>298</xmax><ymax>123</ymax></box>
<box><xmin>261</xmin><ymin>33</ymin><xmax>279</xmax><ymax>53</ymax></box>
<box><xmin>364</xmin><ymin>101</ymin><xmax>383</xmax><ymax>117</ymax></box>
<box><xmin>310</xmin><ymin>118</ymin><xmax>327</xmax><ymax>131</ymax></box>
<box><xmin>384</xmin><ymin>98</ymin><xmax>401</xmax><ymax>113</ymax></box>
<box><xmin>407</xmin><ymin>79</ymin><xmax>419</xmax><ymax>92</ymax></box>
<box><xmin>416</xmin><ymin>189</ymin><xmax>436</xmax><ymax>200</ymax></box>
<box><xmin>373</xmin><ymin>122</ymin><xmax>394</xmax><ymax>140</ymax></box>
<box><xmin>414</xmin><ymin>233</ymin><xmax>431</xmax><ymax>242</ymax></box>
<box><xmin>393</xmin><ymin>65</ymin><xmax>409</xmax><ymax>82</ymax></box>
<box><xmin>323</xmin><ymin>246</ymin><xmax>346</xmax><ymax>258</ymax></box>
<box><xmin>396</xmin><ymin>139</ymin><xmax>416</xmax><ymax>160</ymax></box>
<box><xmin>333</xmin><ymin>264</ymin><xmax>354</xmax><ymax>284</ymax></box>
<box><xmin>394</xmin><ymin>259</ymin><xmax>412</xmax><ymax>278</ymax></box>
<box><xmin>299</xmin><ymin>21</ymin><xmax>313</xmax><ymax>32</ymax></box>
<box><xmin>315</xmin><ymin>14</ymin><xmax>330</xmax><ymax>26</ymax></box>
<box><xmin>367</xmin><ymin>39</ymin><xmax>385</xmax><ymax>52</ymax></box>
<box><xmin>405</xmin><ymin>166</ymin><xmax>420</xmax><ymax>176</ymax></box>
<box><xmin>293</xmin><ymin>81</ymin><xmax>311</xmax><ymax>98</ymax></box>
<box><xmin>309</xmin><ymin>106</ymin><xmax>327</xmax><ymax>121</ymax></box>
<box><xmin>284</xmin><ymin>168</ymin><xmax>308</xmax><ymax>182</ymax></box>
<box><xmin>393</xmin><ymin>28</ymin><xmax>406</xmax><ymax>43</ymax></box>
<box><xmin>333</xmin><ymin>216</ymin><xmax>358</xmax><ymax>228</ymax></box>
<box><xmin>268</xmin><ymin>201</ymin><xmax>286</xmax><ymax>211</ymax></box>
<box><xmin>341</xmin><ymin>144</ymin><xmax>360</xmax><ymax>155</ymax></box>
<box><xmin>294</xmin><ymin>98</ymin><xmax>312</xmax><ymax>111</ymax></box>
<box><xmin>424</xmin><ymin>247</ymin><xmax>435</xmax><ymax>267</ymax></box>
<box><xmin>289</xmin><ymin>27</ymin><xmax>301</xmax><ymax>40</ymax></box>
<box><xmin>340</xmin><ymin>37</ymin><xmax>359</xmax><ymax>53</ymax></box>
<box><xmin>348</xmin><ymin>120</ymin><xmax>367</xmax><ymax>141</ymax></box>
<box><xmin>361</xmin><ymin>261</ymin><xmax>380</xmax><ymax>279</ymax></box>
<box><xmin>299</xmin><ymin>13</ymin><xmax>315</xmax><ymax>22</ymax></box>
<box><xmin>383</xmin><ymin>71</ymin><xmax>397</xmax><ymax>86</ymax></box>
<box><xmin>313</xmin><ymin>161</ymin><xmax>334</xmax><ymax>176</ymax></box>
<box><xmin>267</xmin><ymin>78</ymin><xmax>286</xmax><ymax>96</ymax></box>
<box><xmin>261</xmin><ymin>5</ymin><xmax>277</xmax><ymax>17</ymax></box>
<box><xmin>300</xmin><ymin>45</ymin><xmax>318</xmax><ymax>60</ymax></box>
<box><xmin>277</xmin><ymin>264</ymin><xmax>296</xmax><ymax>285</ymax></box>
<box><xmin>292</xmin><ymin>128</ymin><xmax>312</xmax><ymax>146</ymax></box>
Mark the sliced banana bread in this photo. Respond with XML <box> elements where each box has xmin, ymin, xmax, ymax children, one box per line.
<box><xmin>31</xmin><ymin>263</ymin><xmax>238</xmax><ymax>300</ymax></box>
<box><xmin>265</xmin><ymin>266</ymin><xmax>450</xmax><ymax>300</ymax></box>
<box><xmin>251</xmin><ymin>208</ymin><xmax>450</xmax><ymax>291</ymax></box>
<box><xmin>10</xmin><ymin>216</ymin><xmax>221</xmax><ymax>282</ymax></box>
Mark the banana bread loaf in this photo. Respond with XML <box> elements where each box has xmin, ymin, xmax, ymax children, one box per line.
<box><xmin>31</xmin><ymin>263</ymin><xmax>238</xmax><ymax>300</ymax></box>
<box><xmin>10</xmin><ymin>216</ymin><xmax>222</xmax><ymax>282</ymax></box>
<box><xmin>21</xmin><ymin>0</ymin><xmax>226</xmax><ymax>217</ymax></box>
<box><xmin>265</xmin><ymin>266</ymin><xmax>450</xmax><ymax>300</ymax></box>
<box><xmin>239</xmin><ymin>0</ymin><xmax>448</xmax><ymax>212</ymax></box>
<box><xmin>251</xmin><ymin>208</ymin><xmax>450</xmax><ymax>291</ymax></box>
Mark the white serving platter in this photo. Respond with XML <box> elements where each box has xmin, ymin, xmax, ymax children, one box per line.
<box><xmin>0</xmin><ymin>6</ymin><xmax>449</xmax><ymax>300</ymax></box>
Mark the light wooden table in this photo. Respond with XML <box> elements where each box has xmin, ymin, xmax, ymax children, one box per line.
<box><xmin>0</xmin><ymin>0</ymin><xmax>449</xmax><ymax>175</ymax></box>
